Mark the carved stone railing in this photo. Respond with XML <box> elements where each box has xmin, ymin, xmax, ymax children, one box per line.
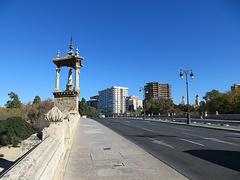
<box><xmin>1</xmin><ymin>107</ymin><xmax>80</xmax><ymax>180</ymax></box>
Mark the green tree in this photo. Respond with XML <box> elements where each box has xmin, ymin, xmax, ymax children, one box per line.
<box><xmin>203</xmin><ymin>89</ymin><xmax>240</xmax><ymax>114</ymax></box>
<box><xmin>230</xmin><ymin>90</ymin><xmax>240</xmax><ymax>113</ymax></box>
<box><xmin>78</xmin><ymin>98</ymin><xmax>100</xmax><ymax>117</ymax></box>
<box><xmin>86</xmin><ymin>107</ymin><xmax>99</xmax><ymax>118</ymax></box>
<box><xmin>5</xmin><ymin>92</ymin><xmax>21</xmax><ymax>108</ymax></box>
<box><xmin>145</xmin><ymin>98</ymin><xmax>175</xmax><ymax>115</ymax></box>
<box><xmin>33</xmin><ymin>96</ymin><xmax>41</xmax><ymax>105</ymax></box>
<box><xmin>79</xmin><ymin>98</ymin><xmax>87</xmax><ymax>115</ymax></box>
<box><xmin>203</xmin><ymin>90</ymin><xmax>223</xmax><ymax>113</ymax></box>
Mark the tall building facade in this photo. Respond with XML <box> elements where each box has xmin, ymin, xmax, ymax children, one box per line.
<box><xmin>126</xmin><ymin>96</ymin><xmax>143</xmax><ymax>111</ymax></box>
<box><xmin>98</xmin><ymin>86</ymin><xmax>128</xmax><ymax>114</ymax></box>
<box><xmin>144</xmin><ymin>82</ymin><xmax>171</xmax><ymax>100</ymax></box>
<box><xmin>87</xmin><ymin>95</ymin><xmax>99</xmax><ymax>110</ymax></box>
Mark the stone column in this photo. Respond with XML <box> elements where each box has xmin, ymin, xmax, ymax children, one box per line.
<box><xmin>74</xmin><ymin>67</ymin><xmax>80</xmax><ymax>92</ymax></box>
<box><xmin>54</xmin><ymin>67</ymin><xmax>60</xmax><ymax>92</ymax></box>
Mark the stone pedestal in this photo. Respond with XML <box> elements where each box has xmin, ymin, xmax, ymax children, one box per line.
<box><xmin>53</xmin><ymin>91</ymin><xmax>79</xmax><ymax>112</ymax></box>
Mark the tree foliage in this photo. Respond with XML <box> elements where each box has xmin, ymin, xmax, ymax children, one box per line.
<box><xmin>27</xmin><ymin>99</ymin><xmax>53</xmax><ymax>131</ymax></box>
<box><xmin>144</xmin><ymin>98</ymin><xmax>175</xmax><ymax>115</ymax></box>
<box><xmin>79</xmin><ymin>98</ymin><xmax>99</xmax><ymax>117</ymax></box>
<box><xmin>202</xmin><ymin>89</ymin><xmax>240</xmax><ymax>114</ymax></box>
<box><xmin>79</xmin><ymin>98</ymin><xmax>87</xmax><ymax>115</ymax></box>
<box><xmin>86</xmin><ymin>107</ymin><xmax>99</xmax><ymax>117</ymax></box>
<box><xmin>5</xmin><ymin>92</ymin><xmax>21</xmax><ymax>108</ymax></box>
<box><xmin>33</xmin><ymin>96</ymin><xmax>41</xmax><ymax>105</ymax></box>
<box><xmin>174</xmin><ymin>104</ymin><xmax>195</xmax><ymax>115</ymax></box>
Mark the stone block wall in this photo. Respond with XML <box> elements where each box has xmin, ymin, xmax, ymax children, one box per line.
<box><xmin>54</xmin><ymin>96</ymin><xmax>78</xmax><ymax>112</ymax></box>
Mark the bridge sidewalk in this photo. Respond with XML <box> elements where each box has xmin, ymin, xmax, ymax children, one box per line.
<box><xmin>63</xmin><ymin>118</ymin><xmax>188</xmax><ymax>180</ymax></box>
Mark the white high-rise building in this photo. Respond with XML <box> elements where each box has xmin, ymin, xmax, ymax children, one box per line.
<box><xmin>98</xmin><ymin>86</ymin><xmax>128</xmax><ymax>114</ymax></box>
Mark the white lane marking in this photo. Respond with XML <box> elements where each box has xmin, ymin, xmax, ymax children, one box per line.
<box><xmin>204</xmin><ymin>138</ymin><xmax>240</xmax><ymax>146</ymax></box>
<box><xmin>125</xmin><ymin>121</ymin><xmax>131</xmax><ymax>123</ymax></box>
<box><xmin>181</xmin><ymin>132</ymin><xmax>240</xmax><ymax>146</ymax></box>
<box><xmin>140</xmin><ymin>127</ymin><xmax>155</xmax><ymax>132</ymax></box>
<box><xmin>179</xmin><ymin>138</ymin><xmax>205</xmax><ymax>147</ymax></box>
<box><xmin>181</xmin><ymin>132</ymin><xmax>205</xmax><ymax>139</ymax></box>
<box><xmin>150</xmin><ymin>139</ymin><xmax>175</xmax><ymax>149</ymax></box>
<box><xmin>122</xmin><ymin>122</ymin><xmax>156</xmax><ymax>133</ymax></box>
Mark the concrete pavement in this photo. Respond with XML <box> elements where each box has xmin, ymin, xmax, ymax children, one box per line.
<box><xmin>64</xmin><ymin>118</ymin><xmax>187</xmax><ymax>180</ymax></box>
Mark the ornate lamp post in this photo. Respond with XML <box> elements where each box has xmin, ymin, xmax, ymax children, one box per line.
<box><xmin>179</xmin><ymin>69</ymin><xmax>194</xmax><ymax>124</ymax></box>
<box><xmin>139</xmin><ymin>87</ymin><xmax>148</xmax><ymax>120</ymax></box>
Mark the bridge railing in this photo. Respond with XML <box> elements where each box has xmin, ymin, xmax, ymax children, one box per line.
<box><xmin>1</xmin><ymin>112</ymin><xmax>80</xmax><ymax>180</ymax></box>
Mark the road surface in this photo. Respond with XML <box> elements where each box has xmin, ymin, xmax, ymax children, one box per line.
<box><xmin>165</xmin><ymin>117</ymin><xmax>240</xmax><ymax>127</ymax></box>
<box><xmin>94</xmin><ymin>118</ymin><xmax>240</xmax><ymax>180</ymax></box>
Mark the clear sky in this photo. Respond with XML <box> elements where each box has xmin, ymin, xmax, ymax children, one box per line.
<box><xmin>0</xmin><ymin>0</ymin><xmax>240</xmax><ymax>106</ymax></box>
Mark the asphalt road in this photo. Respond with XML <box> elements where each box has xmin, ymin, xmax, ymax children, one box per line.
<box><xmin>94</xmin><ymin>118</ymin><xmax>240</xmax><ymax>180</ymax></box>
<box><xmin>168</xmin><ymin>117</ymin><xmax>240</xmax><ymax>127</ymax></box>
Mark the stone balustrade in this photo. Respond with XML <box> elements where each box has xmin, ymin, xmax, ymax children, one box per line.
<box><xmin>1</xmin><ymin>107</ymin><xmax>80</xmax><ymax>180</ymax></box>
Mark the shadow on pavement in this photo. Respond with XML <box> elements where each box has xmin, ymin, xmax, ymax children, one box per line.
<box><xmin>184</xmin><ymin>150</ymin><xmax>240</xmax><ymax>172</ymax></box>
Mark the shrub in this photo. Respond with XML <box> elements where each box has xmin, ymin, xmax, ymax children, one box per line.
<box><xmin>0</xmin><ymin>134</ymin><xmax>9</xmax><ymax>146</ymax></box>
<box><xmin>11</xmin><ymin>136</ymin><xmax>20</xmax><ymax>147</ymax></box>
<box><xmin>0</xmin><ymin>117</ymin><xmax>35</xmax><ymax>147</ymax></box>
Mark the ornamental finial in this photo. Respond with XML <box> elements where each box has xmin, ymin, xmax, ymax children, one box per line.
<box><xmin>75</xmin><ymin>47</ymin><xmax>79</xmax><ymax>57</ymax></box>
<box><xmin>68</xmin><ymin>37</ymin><xmax>74</xmax><ymax>56</ymax></box>
<box><xmin>57</xmin><ymin>50</ymin><xmax>60</xmax><ymax>58</ymax></box>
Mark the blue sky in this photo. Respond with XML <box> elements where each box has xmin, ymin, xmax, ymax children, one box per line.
<box><xmin>0</xmin><ymin>0</ymin><xmax>240</xmax><ymax>106</ymax></box>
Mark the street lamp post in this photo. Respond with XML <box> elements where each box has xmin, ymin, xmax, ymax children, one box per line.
<box><xmin>139</xmin><ymin>87</ymin><xmax>147</xmax><ymax>120</ymax></box>
<box><xmin>180</xmin><ymin>69</ymin><xmax>194</xmax><ymax>124</ymax></box>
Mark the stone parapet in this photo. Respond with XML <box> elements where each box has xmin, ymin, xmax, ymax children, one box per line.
<box><xmin>1</xmin><ymin>110</ymin><xmax>80</xmax><ymax>180</ymax></box>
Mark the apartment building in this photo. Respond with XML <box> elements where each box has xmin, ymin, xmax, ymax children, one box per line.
<box><xmin>144</xmin><ymin>82</ymin><xmax>171</xmax><ymax>100</ymax></box>
<box><xmin>98</xmin><ymin>86</ymin><xmax>128</xmax><ymax>114</ymax></box>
